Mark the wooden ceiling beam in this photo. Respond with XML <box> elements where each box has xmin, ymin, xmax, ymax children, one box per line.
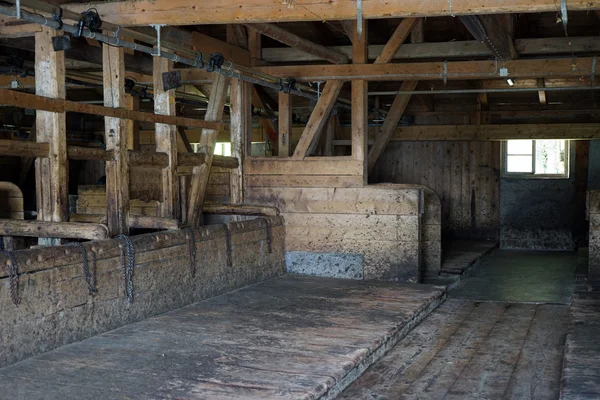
<box><xmin>244</xmin><ymin>23</ymin><xmax>349</xmax><ymax>64</ymax></box>
<box><xmin>374</xmin><ymin>18</ymin><xmax>419</xmax><ymax>64</ymax></box>
<box><xmin>256</xmin><ymin>57</ymin><xmax>598</xmax><ymax>81</ymax></box>
<box><xmin>460</xmin><ymin>15</ymin><xmax>518</xmax><ymax>60</ymax></box>
<box><xmin>260</xmin><ymin>37</ymin><xmax>599</xmax><ymax>63</ymax></box>
<box><xmin>65</xmin><ymin>0</ymin><xmax>600</xmax><ymax>26</ymax></box>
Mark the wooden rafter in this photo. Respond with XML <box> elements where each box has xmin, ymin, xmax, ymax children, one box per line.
<box><xmin>66</xmin><ymin>0</ymin><xmax>600</xmax><ymax>26</ymax></box>
<box><xmin>256</xmin><ymin>57</ymin><xmax>599</xmax><ymax>81</ymax></box>
<box><xmin>367</xmin><ymin>17</ymin><xmax>421</xmax><ymax>173</ymax></box>
<box><xmin>261</xmin><ymin>37</ymin><xmax>600</xmax><ymax>63</ymax></box>
<box><xmin>374</xmin><ymin>18</ymin><xmax>419</xmax><ymax>64</ymax></box>
<box><xmin>0</xmin><ymin>89</ymin><xmax>222</xmax><ymax>129</ymax></box>
<box><xmin>460</xmin><ymin>15</ymin><xmax>518</xmax><ymax>60</ymax></box>
<box><xmin>245</xmin><ymin>23</ymin><xmax>349</xmax><ymax>64</ymax></box>
<box><xmin>292</xmin><ymin>80</ymin><xmax>344</xmax><ymax>159</ymax></box>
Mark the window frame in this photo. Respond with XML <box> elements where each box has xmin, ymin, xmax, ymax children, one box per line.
<box><xmin>501</xmin><ymin>139</ymin><xmax>570</xmax><ymax>179</ymax></box>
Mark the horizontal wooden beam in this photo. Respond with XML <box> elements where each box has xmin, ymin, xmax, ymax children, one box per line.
<box><xmin>261</xmin><ymin>37</ymin><xmax>600</xmax><ymax>63</ymax></box>
<box><xmin>203</xmin><ymin>204</ymin><xmax>280</xmax><ymax>216</ymax></box>
<box><xmin>66</xmin><ymin>0</ymin><xmax>600</xmax><ymax>26</ymax></box>
<box><xmin>257</xmin><ymin>57</ymin><xmax>598</xmax><ymax>81</ymax></box>
<box><xmin>245</xmin><ymin>23</ymin><xmax>348</xmax><ymax>64</ymax></box>
<box><xmin>0</xmin><ymin>219</ymin><xmax>108</xmax><ymax>240</ymax></box>
<box><xmin>0</xmin><ymin>139</ymin><xmax>239</xmax><ymax>168</ymax></box>
<box><xmin>128</xmin><ymin>215</ymin><xmax>181</xmax><ymax>230</ymax></box>
<box><xmin>388</xmin><ymin>124</ymin><xmax>600</xmax><ymax>141</ymax></box>
<box><xmin>0</xmin><ymin>89</ymin><xmax>222</xmax><ymax>130</ymax></box>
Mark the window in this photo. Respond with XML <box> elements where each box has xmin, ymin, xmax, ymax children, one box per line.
<box><xmin>502</xmin><ymin>139</ymin><xmax>569</xmax><ymax>178</ymax></box>
<box><xmin>191</xmin><ymin>142</ymin><xmax>231</xmax><ymax>156</ymax></box>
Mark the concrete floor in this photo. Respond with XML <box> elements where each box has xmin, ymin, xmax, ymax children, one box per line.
<box><xmin>342</xmin><ymin>250</ymin><xmax>576</xmax><ymax>399</ymax></box>
<box><xmin>0</xmin><ymin>276</ymin><xmax>444</xmax><ymax>400</ymax></box>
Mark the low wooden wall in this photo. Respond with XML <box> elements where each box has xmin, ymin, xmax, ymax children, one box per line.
<box><xmin>247</xmin><ymin>183</ymin><xmax>430</xmax><ymax>282</ymax></box>
<box><xmin>0</xmin><ymin>216</ymin><xmax>285</xmax><ymax>368</ymax></box>
<box><xmin>588</xmin><ymin>190</ymin><xmax>600</xmax><ymax>282</ymax></box>
<box><xmin>373</xmin><ymin>183</ymin><xmax>442</xmax><ymax>278</ymax></box>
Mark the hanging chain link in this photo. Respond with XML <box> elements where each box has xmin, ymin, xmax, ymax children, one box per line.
<box><xmin>223</xmin><ymin>224</ymin><xmax>232</xmax><ymax>268</ymax></box>
<box><xmin>116</xmin><ymin>234</ymin><xmax>135</xmax><ymax>303</ymax></box>
<box><xmin>186</xmin><ymin>228</ymin><xmax>197</xmax><ymax>277</ymax></box>
<box><xmin>263</xmin><ymin>218</ymin><xmax>273</xmax><ymax>254</ymax></box>
<box><xmin>69</xmin><ymin>242</ymin><xmax>97</xmax><ymax>295</ymax></box>
<box><xmin>3</xmin><ymin>250</ymin><xmax>19</xmax><ymax>305</ymax></box>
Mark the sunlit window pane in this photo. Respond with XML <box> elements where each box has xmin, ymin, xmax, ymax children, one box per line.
<box><xmin>535</xmin><ymin>140</ymin><xmax>565</xmax><ymax>175</ymax></box>
<box><xmin>214</xmin><ymin>142</ymin><xmax>232</xmax><ymax>156</ymax></box>
<box><xmin>506</xmin><ymin>140</ymin><xmax>533</xmax><ymax>155</ymax></box>
<box><xmin>506</xmin><ymin>155</ymin><xmax>533</xmax><ymax>173</ymax></box>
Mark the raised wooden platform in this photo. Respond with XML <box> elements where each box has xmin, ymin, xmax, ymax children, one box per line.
<box><xmin>440</xmin><ymin>240</ymin><xmax>499</xmax><ymax>276</ymax></box>
<box><xmin>0</xmin><ymin>276</ymin><xmax>445</xmax><ymax>399</ymax></box>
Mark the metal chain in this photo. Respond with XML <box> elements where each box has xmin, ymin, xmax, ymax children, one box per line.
<box><xmin>223</xmin><ymin>224</ymin><xmax>232</xmax><ymax>268</ymax></box>
<box><xmin>263</xmin><ymin>218</ymin><xmax>273</xmax><ymax>254</ymax></box>
<box><xmin>116</xmin><ymin>234</ymin><xmax>135</xmax><ymax>303</ymax></box>
<box><xmin>186</xmin><ymin>228</ymin><xmax>197</xmax><ymax>277</ymax></box>
<box><xmin>69</xmin><ymin>242</ymin><xmax>97</xmax><ymax>295</ymax></box>
<box><xmin>2</xmin><ymin>250</ymin><xmax>19</xmax><ymax>305</ymax></box>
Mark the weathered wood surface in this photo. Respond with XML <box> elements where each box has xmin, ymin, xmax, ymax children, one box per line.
<box><xmin>374</xmin><ymin>141</ymin><xmax>500</xmax><ymax>240</ymax></box>
<box><xmin>0</xmin><ymin>217</ymin><xmax>285</xmax><ymax>368</ymax></box>
<box><xmin>341</xmin><ymin>299</ymin><xmax>569</xmax><ymax>399</ymax></box>
<box><xmin>440</xmin><ymin>240</ymin><xmax>499</xmax><ymax>276</ymax></box>
<box><xmin>247</xmin><ymin>185</ymin><xmax>424</xmax><ymax>281</ymax></box>
<box><xmin>588</xmin><ymin>190</ymin><xmax>600</xmax><ymax>282</ymax></box>
<box><xmin>0</xmin><ymin>182</ymin><xmax>24</xmax><ymax>250</ymax></box>
<box><xmin>0</xmin><ymin>275</ymin><xmax>444</xmax><ymax>399</ymax></box>
<box><xmin>561</xmin><ymin>291</ymin><xmax>600</xmax><ymax>399</ymax></box>
<box><xmin>0</xmin><ymin>219</ymin><xmax>109</xmax><ymax>240</ymax></box>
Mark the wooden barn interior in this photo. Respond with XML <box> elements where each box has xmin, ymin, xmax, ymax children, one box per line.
<box><xmin>1</xmin><ymin>1</ymin><xmax>600</xmax><ymax>398</ymax></box>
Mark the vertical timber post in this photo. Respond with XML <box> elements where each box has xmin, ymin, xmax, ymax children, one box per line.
<box><xmin>35</xmin><ymin>26</ymin><xmax>67</xmax><ymax>246</ymax></box>
<box><xmin>103</xmin><ymin>38</ymin><xmax>130</xmax><ymax>236</ymax></box>
<box><xmin>352</xmin><ymin>19</ymin><xmax>368</xmax><ymax>186</ymax></box>
<box><xmin>229</xmin><ymin>78</ymin><xmax>247</xmax><ymax>208</ymax></box>
<box><xmin>278</xmin><ymin>92</ymin><xmax>292</xmax><ymax>157</ymax></box>
<box><xmin>153</xmin><ymin>56</ymin><xmax>179</xmax><ymax>219</ymax></box>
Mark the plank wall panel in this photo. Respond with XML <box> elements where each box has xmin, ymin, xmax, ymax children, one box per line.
<box><xmin>374</xmin><ymin>140</ymin><xmax>500</xmax><ymax>240</ymax></box>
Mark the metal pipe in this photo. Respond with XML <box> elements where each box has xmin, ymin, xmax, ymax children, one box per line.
<box><xmin>368</xmin><ymin>86</ymin><xmax>600</xmax><ymax>96</ymax></box>
<box><xmin>0</xmin><ymin>3</ymin><xmax>331</xmax><ymax>104</ymax></box>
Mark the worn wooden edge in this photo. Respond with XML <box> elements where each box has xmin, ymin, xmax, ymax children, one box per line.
<box><xmin>321</xmin><ymin>289</ymin><xmax>447</xmax><ymax>400</ymax></box>
<box><xmin>0</xmin><ymin>216</ymin><xmax>285</xmax><ymax>278</ymax></box>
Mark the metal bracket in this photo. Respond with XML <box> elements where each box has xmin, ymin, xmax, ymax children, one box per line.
<box><xmin>150</xmin><ymin>24</ymin><xmax>166</xmax><ymax>57</ymax></box>
<box><xmin>356</xmin><ymin>0</ymin><xmax>363</xmax><ymax>39</ymax></box>
<box><xmin>499</xmin><ymin>67</ymin><xmax>509</xmax><ymax>77</ymax></box>
<box><xmin>560</xmin><ymin>0</ymin><xmax>568</xmax><ymax>37</ymax></box>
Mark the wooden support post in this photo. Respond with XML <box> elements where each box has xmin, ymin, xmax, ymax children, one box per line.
<box><xmin>153</xmin><ymin>56</ymin><xmax>179</xmax><ymax>219</ymax></box>
<box><xmin>229</xmin><ymin>78</ymin><xmax>248</xmax><ymax>206</ymax></box>
<box><xmin>248</xmin><ymin>28</ymin><xmax>262</xmax><ymax>67</ymax></box>
<box><xmin>278</xmin><ymin>91</ymin><xmax>292</xmax><ymax>157</ymax></box>
<box><xmin>187</xmin><ymin>73</ymin><xmax>230</xmax><ymax>226</ymax></box>
<box><xmin>292</xmin><ymin>80</ymin><xmax>344</xmax><ymax>159</ymax></box>
<box><xmin>35</xmin><ymin>26</ymin><xmax>67</xmax><ymax>246</ymax></box>
<box><xmin>103</xmin><ymin>39</ymin><xmax>130</xmax><ymax>236</ymax></box>
<box><xmin>352</xmin><ymin>19</ymin><xmax>368</xmax><ymax>185</ymax></box>
<box><xmin>125</xmin><ymin>94</ymin><xmax>140</xmax><ymax>150</ymax></box>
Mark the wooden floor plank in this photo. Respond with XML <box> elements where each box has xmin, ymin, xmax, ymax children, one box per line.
<box><xmin>0</xmin><ymin>275</ymin><xmax>444</xmax><ymax>400</ymax></box>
